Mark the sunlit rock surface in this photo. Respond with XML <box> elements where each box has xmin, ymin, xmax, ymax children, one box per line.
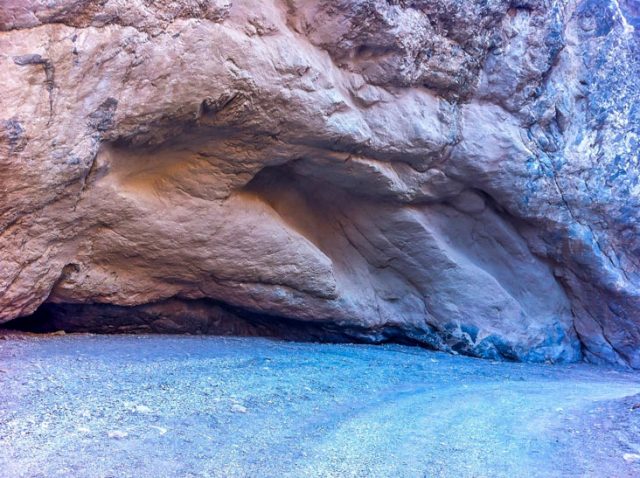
<box><xmin>0</xmin><ymin>0</ymin><xmax>639</xmax><ymax>365</ymax></box>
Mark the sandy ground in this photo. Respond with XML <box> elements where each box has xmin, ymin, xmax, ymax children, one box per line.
<box><xmin>1</xmin><ymin>334</ymin><xmax>640</xmax><ymax>478</ymax></box>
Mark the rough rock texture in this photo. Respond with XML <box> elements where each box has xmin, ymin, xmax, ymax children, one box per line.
<box><xmin>0</xmin><ymin>0</ymin><xmax>638</xmax><ymax>365</ymax></box>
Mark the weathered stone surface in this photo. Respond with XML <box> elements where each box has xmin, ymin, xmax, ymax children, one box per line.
<box><xmin>0</xmin><ymin>0</ymin><xmax>638</xmax><ymax>366</ymax></box>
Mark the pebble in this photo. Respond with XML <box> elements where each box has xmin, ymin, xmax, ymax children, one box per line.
<box><xmin>231</xmin><ymin>404</ymin><xmax>248</xmax><ymax>414</ymax></box>
<box><xmin>107</xmin><ymin>430</ymin><xmax>128</xmax><ymax>439</ymax></box>
<box><xmin>150</xmin><ymin>426</ymin><xmax>168</xmax><ymax>435</ymax></box>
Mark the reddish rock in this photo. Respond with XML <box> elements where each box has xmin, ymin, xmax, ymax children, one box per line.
<box><xmin>1</xmin><ymin>0</ymin><xmax>638</xmax><ymax>366</ymax></box>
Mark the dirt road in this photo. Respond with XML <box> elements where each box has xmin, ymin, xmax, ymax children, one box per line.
<box><xmin>1</xmin><ymin>335</ymin><xmax>640</xmax><ymax>477</ymax></box>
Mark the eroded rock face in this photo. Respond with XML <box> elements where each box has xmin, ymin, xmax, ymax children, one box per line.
<box><xmin>1</xmin><ymin>0</ymin><xmax>638</xmax><ymax>365</ymax></box>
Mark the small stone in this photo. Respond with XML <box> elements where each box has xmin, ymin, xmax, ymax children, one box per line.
<box><xmin>150</xmin><ymin>426</ymin><xmax>168</xmax><ymax>435</ymax></box>
<box><xmin>134</xmin><ymin>405</ymin><xmax>152</xmax><ymax>414</ymax></box>
<box><xmin>231</xmin><ymin>404</ymin><xmax>248</xmax><ymax>414</ymax></box>
<box><xmin>107</xmin><ymin>430</ymin><xmax>128</xmax><ymax>439</ymax></box>
<box><xmin>623</xmin><ymin>453</ymin><xmax>640</xmax><ymax>463</ymax></box>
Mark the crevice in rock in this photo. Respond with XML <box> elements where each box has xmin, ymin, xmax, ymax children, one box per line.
<box><xmin>12</xmin><ymin>54</ymin><xmax>55</xmax><ymax>124</ymax></box>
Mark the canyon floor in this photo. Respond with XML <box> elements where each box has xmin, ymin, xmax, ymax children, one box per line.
<box><xmin>2</xmin><ymin>335</ymin><xmax>640</xmax><ymax>478</ymax></box>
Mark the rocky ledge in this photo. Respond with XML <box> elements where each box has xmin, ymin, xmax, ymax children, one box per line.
<box><xmin>1</xmin><ymin>0</ymin><xmax>639</xmax><ymax>366</ymax></box>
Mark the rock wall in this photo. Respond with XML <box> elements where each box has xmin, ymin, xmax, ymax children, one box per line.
<box><xmin>1</xmin><ymin>0</ymin><xmax>638</xmax><ymax>366</ymax></box>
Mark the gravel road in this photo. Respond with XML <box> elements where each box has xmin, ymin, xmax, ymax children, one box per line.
<box><xmin>2</xmin><ymin>334</ymin><xmax>640</xmax><ymax>478</ymax></box>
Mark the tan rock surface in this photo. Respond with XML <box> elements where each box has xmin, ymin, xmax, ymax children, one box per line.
<box><xmin>1</xmin><ymin>0</ymin><xmax>639</xmax><ymax>365</ymax></box>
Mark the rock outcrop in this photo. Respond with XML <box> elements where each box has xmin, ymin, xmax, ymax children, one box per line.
<box><xmin>1</xmin><ymin>0</ymin><xmax>638</xmax><ymax>366</ymax></box>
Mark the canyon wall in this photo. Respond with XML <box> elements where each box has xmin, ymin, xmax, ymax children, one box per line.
<box><xmin>1</xmin><ymin>0</ymin><xmax>639</xmax><ymax>366</ymax></box>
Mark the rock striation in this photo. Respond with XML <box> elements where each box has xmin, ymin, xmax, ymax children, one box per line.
<box><xmin>1</xmin><ymin>0</ymin><xmax>639</xmax><ymax>366</ymax></box>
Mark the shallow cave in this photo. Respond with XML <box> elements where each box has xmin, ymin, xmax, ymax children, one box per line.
<box><xmin>1</xmin><ymin>297</ymin><xmax>438</xmax><ymax>351</ymax></box>
<box><xmin>1</xmin><ymin>156</ymin><xmax>582</xmax><ymax>365</ymax></box>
